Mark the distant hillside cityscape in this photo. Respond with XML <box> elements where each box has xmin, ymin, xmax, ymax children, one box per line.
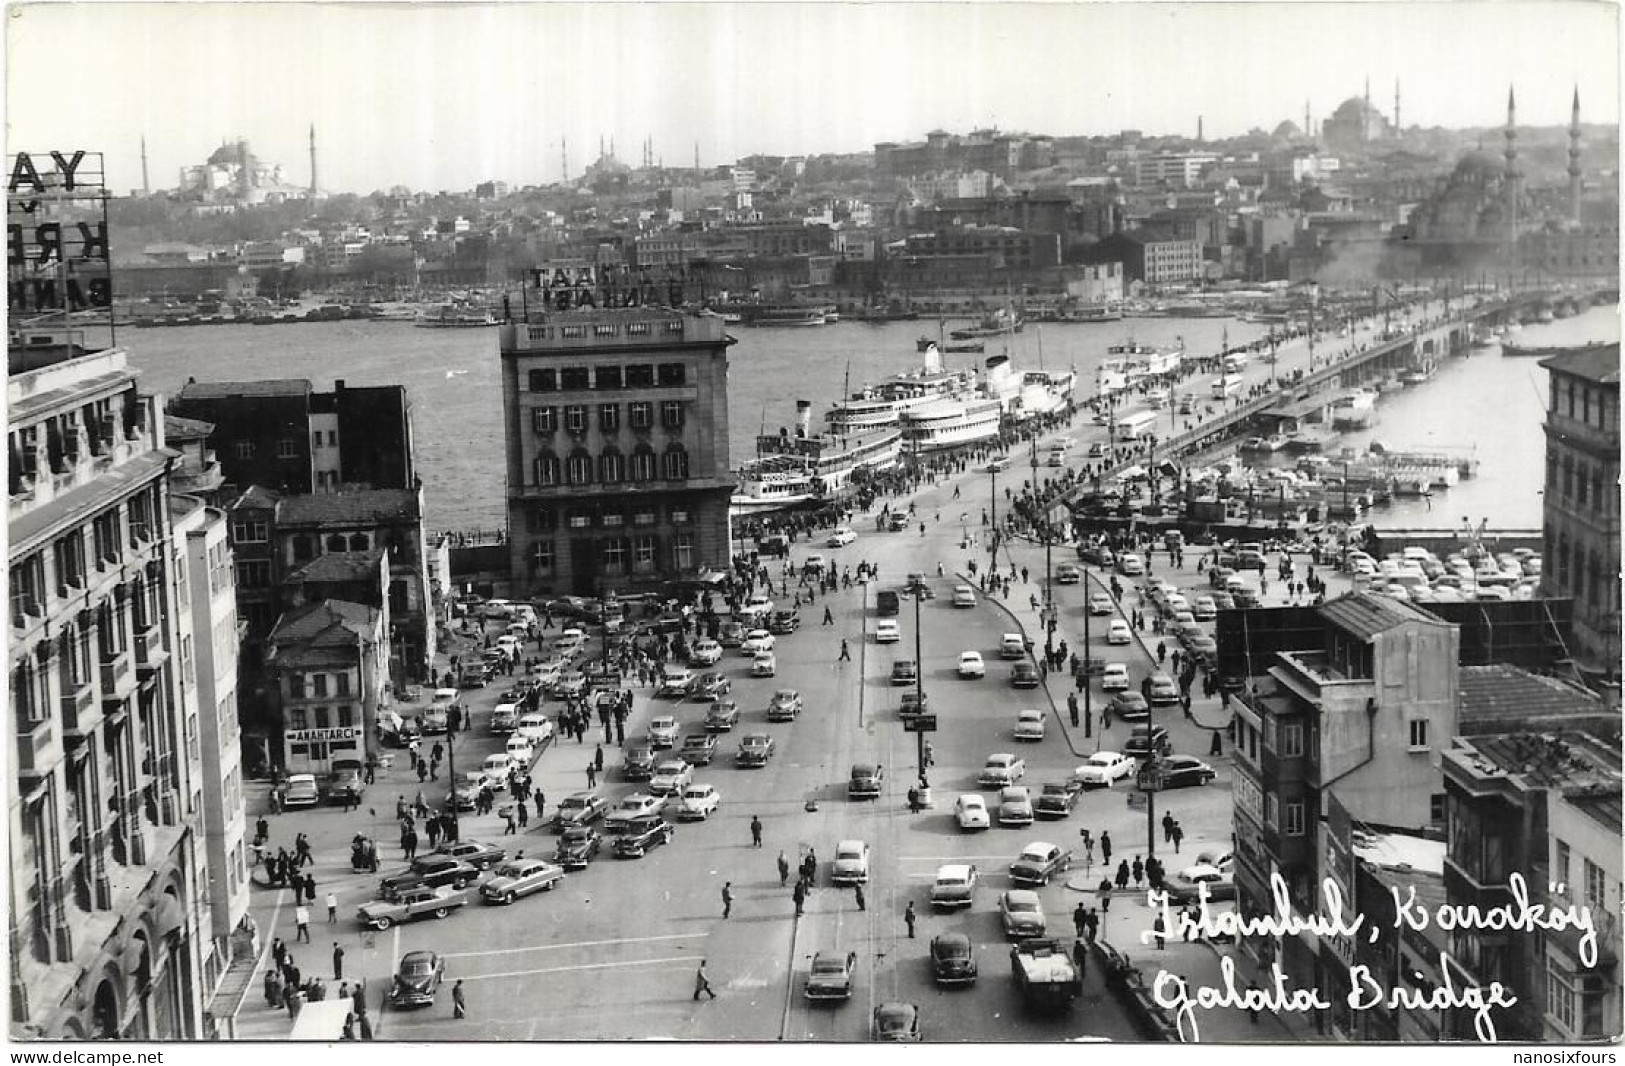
<box><xmin>113</xmin><ymin>85</ymin><xmax>1618</xmax><ymax>311</ymax></box>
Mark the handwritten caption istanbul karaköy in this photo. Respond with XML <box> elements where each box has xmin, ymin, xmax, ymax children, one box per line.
<box><xmin>1142</xmin><ymin>872</ymin><xmax>1599</xmax><ymax>1043</ymax></box>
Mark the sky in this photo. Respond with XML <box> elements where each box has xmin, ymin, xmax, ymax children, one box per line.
<box><xmin>6</xmin><ymin>1</ymin><xmax>1619</xmax><ymax>195</ymax></box>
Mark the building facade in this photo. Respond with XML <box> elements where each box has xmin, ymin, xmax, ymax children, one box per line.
<box><xmin>500</xmin><ymin>308</ymin><xmax>735</xmax><ymax>598</ymax></box>
<box><xmin>264</xmin><ymin>600</ymin><xmax>388</xmax><ymax>777</ymax></box>
<box><xmin>1538</xmin><ymin>345</ymin><xmax>1620</xmax><ymax>677</ymax></box>
<box><xmin>8</xmin><ymin>343</ymin><xmax>216</xmax><ymax>1039</ymax></box>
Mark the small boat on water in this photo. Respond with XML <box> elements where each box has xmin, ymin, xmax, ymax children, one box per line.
<box><xmin>1501</xmin><ymin>340</ymin><xmax>1611</xmax><ymax>358</ymax></box>
<box><xmin>1239</xmin><ymin>434</ymin><xmax>1290</xmax><ymax>455</ymax></box>
<box><xmin>1073</xmin><ymin>305</ymin><xmax>1123</xmax><ymax>323</ymax></box>
<box><xmin>748</xmin><ymin>307</ymin><xmax>829</xmax><ymax>327</ymax></box>
<box><xmin>943</xmin><ymin>342</ymin><xmax>985</xmax><ymax>354</ymax></box>
<box><xmin>416</xmin><ymin>304</ymin><xmax>499</xmax><ymax>328</ymax></box>
<box><xmin>949</xmin><ymin>308</ymin><xmax>1023</xmax><ymax>340</ymax></box>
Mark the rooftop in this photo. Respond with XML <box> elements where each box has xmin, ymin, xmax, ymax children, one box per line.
<box><xmin>284</xmin><ymin>549</ymin><xmax>386</xmax><ymax>585</ymax></box>
<box><xmin>1459</xmin><ymin>663</ymin><xmax>1611</xmax><ymax>731</ymax></box>
<box><xmin>268</xmin><ymin>598</ymin><xmax>381</xmax><ymax>650</ymax></box>
<box><xmin>1352</xmin><ymin>829</ymin><xmax>1445</xmax><ymax>875</ymax></box>
<box><xmin>276</xmin><ymin>488</ymin><xmax>419</xmax><ymax>527</ymax></box>
<box><xmin>1564</xmin><ymin>783</ymin><xmax>1623</xmax><ymax>834</ymax></box>
<box><xmin>163</xmin><ymin>413</ymin><xmax>215</xmax><ymax>441</ymax></box>
<box><xmin>1541</xmin><ymin>343</ymin><xmax>1620</xmax><ymax>386</ymax></box>
<box><xmin>176</xmin><ymin>378</ymin><xmax>312</xmax><ymax>400</ymax></box>
<box><xmin>229</xmin><ymin>485</ymin><xmax>283</xmax><ymax>512</ymax></box>
<box><xmin>1319</xmin><ymin>590</ymin><xmax>1449</xmax><ymax>640</ymax></box>
<box><xmin>1454</xmin><ymin>731</ymin><xmax>1622</xmax><ymax>790</ymax></box>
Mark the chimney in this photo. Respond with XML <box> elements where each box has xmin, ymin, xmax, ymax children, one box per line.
<box><xmin>795</xmin><ymin>400</ymin><xmax>812</xmax><ymax>438</ymax></box>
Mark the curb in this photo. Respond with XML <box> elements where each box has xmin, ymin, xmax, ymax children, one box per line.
<box><xmin>958</xmin><ymin>570</ymin><xmax>1082</xmax><ymax>760</ymax></box>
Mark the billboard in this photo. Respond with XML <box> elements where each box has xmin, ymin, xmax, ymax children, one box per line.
<box><xmin>7</xmin><ymin>151</ymin><xmax>115</xmax><ymax>347</ymax></box>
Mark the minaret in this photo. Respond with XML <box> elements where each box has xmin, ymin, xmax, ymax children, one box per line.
<box><xmin>1394</xmin><ymin>80</ymin><xmax>1401</xmax><ymax>135</ymax></box>
<box><xmin>308</xmin><ymin>123</ymin><xmax>318</xmax><ymax>198</ymax></box>
<box><xmin>1197</xmin><ymin>115</ymin><xmax>1204</xmax><ymax>143</ymax></box>
<box><xmin>1363</xmin><ymin>75</ymin><xmax>1371</xmax><ymax>141</ymax></box>
<box><xmin>561</xmin><ymin>136</ymin><xmax>568</xmax><ymax>183</ymax></box>
<box><xmin>1504</xmin><ymin>86</ymin><xmax>1520</xmax><ymax>247</ymax></box>
<box><xmin>1304</xmin><ymin>100</ymin><xmax>1312</xmax><ymax>140</ymax></box>
<box><xmin>140</xmin><ymin>135</ymin><xmax>150</xmax><ymax>195</ymax></box>
<box><xmin>1566</xmin><ymin>88</ymin><xmax>1579</xmax><ymax>227</ymax></box>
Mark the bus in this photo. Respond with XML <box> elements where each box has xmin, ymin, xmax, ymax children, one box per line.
<box><xmin>1211</xmin><ymin>374</ymin><xmax>1244</xmax><ymax>399</ymax></box>
<box><xmin>1114</xmin><ymin>410</ymin><xmax>1159</xmax><ymax>441</ymax></box>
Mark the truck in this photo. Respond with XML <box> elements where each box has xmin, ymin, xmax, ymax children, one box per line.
<box><xmin>1010</xmin><ymin>937</ymin><xmax>1082</xmax><ymax>1010</ymax></box>
<box><xmin>1114</xmin><ymin>409</ymin><xmax>1159</xmax><ymax>441</ymax></box>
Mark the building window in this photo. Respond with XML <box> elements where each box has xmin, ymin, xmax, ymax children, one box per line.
<box><xmin>1407</xmin><ymin>719</ymin><xmax>1429</xmax><ymax>750</ymax></box>
<box><xmin>1584</xmin><ymin>859</ymin><xmax>1606</xmax><ymax>912</ymax></box>
<box><xmin>1555</xmin><ymin>840</ymin><xmax>1571</xmax><ymax>897</ymax></box>
<box><xmin>660</xmin><ymin>401</ymin><xmax>686</xmax><ymax>429</ymax></box>
<box><xmin>629</xmin><ymin>402</ymin><xmax>653</xmax><ymax>429</ymax></box>
<box><xmin>289</xmin><ymin>673</ymin><xmax>306</xmax><ymax>699</ymax></box>
<box><xmin>1549</xmin><ymin>970</ymin><xmax>1576</xmax><ymax>1034</ymax></box>
<box><xmin>289</xmin><ymin>708</ymin><xmax>308</xmax><ymax>730</ymax></box>
<box><xmin>630</xmin><ymin>446</ymin><xmax>656</xmax><ymax>482</ymax></box>
<box><xmin>533</xmin><ymin>453</ymin><xmax>561</xmax><ymax>487</ymax></box>
<box><xmin>528</xmin><ymin>369</ymin><xmax>557</xmax><ymax>392</ymax></box>
<box><xmin>529</xmin><ymin>542</ymin><xmax>554</xmax><ymax>574</ymax></box>
<box><xmin>532</xmin><ymin>406</ymin><xmax>558</xmax><ymax>434</ymax></box>
<box><xmin>1281</xmin><ymin>722</ymin><xmax>1303</xmax><ymax>757</ymax></box>
<box><xmin>326</xmin><ymin>534</ymin><xmax>347</xmax><ymax>552</ymax></box>
<box><xmin>599</xmin><ymin>448</ymin><xmax>625</xmax><ymax>484</ymax></box>
<box><xmin>564</xmin><ymin>405</ymin><xmax>589</xmax><ymax>434</ymax></box>
<box><xmin>234</xmin><ymin>560</ymin><xmax>272</xmax><ymax>588</ymax></box>
<box><xmin>526</xmin><ymin>507</ymin><xmax>555</xmax><ymax>534</ymax></box>
<box><xmin>566</xmin><ymin>449</ymin><xmax>593</xmax><ymax>485</ymax></box>
<box><xmin>92</xmin><ymin>510</ymin><xmax>123</xmax><ymax>565</ymax></box>
<box><xmin>313</xmin><ymin>706</ymin><xmax>330</xmax><ymax>729</ymax></box>
<box><xmin>662</xmin><ymin>444</ymin><xmax>689</xmax><ymax>479</ymax></box>
<box><xmin>336</xmin><ymin>673</ymin><xmax>350</xmax><ymax>697</ymax></box>
<box><xmin>1429</xmin><ymin>793</ymin><xmax>1446</xmax><ymax>827</ymax></box>
<box><xmin>599</xmin><ymin>404</ymin><xmax>621</xmax><ymax>433</ymax></box>
<box><xmin>1264</xmin><ymin>793</ymin><xmax>1278</xmax><ymax>829</ymax></box>
<box><xmin>566</xmin><ymin>512</ymin><xmax>590</xmax><ymax>530</ymax></box>
<box><xmin>674</xmin><ymin>532</ymin><xmax>693</xmax><ymax>570</ymax></box>
<box><xmin>1284</xmin><ymin>801</ymin><xmax>1304</xmax><ymax>836</ymax></box>
<box><xmin>626</xmin><ymin>364</ymin><xmax>655</xmax><ymax>389</ymax></box>
<box><xmin>560</xmin><ymin>366</ymin><xmax>592</xmax><ymax>391</ymax></box>
<box><xmin>657</xmin><ymin>362</ymin><xmax>687</xmax><ymax>387</ymax></box>
<box><xmin>313</xmin><ymin>673</ymin><xmax>328</xmax><ymax>697</ymax></box>
<box><xmin>633</xmin><ymin>510</ymin><xmax>656</xmax><ymax>526</ymax></box>
<box><xmin>277</xmin><ymin>438</ymin><xmax>298</xmax><ymax>459</ymax></box>
<box><xmin>633</xmin><ymin>536</ymin><xmax>656</xmax><ymax>574</ymax></box>
<box><xmin>671</xmin><ymin>508</ymin><xmax>690</xmax><ymax>524</ymax></box>
<box><xmin>232</xmin><ymin>519</ymin><xmax>268</xmax><ymax>543</ymax></box>
<box><xmin>235</xmin><ymin>441</ymin><xmax>256</xmax><ymax>459</ymax></box>
<box><xmin>337</xmin><ymin>705</ymin><xmax>355</xmax><ymax>728</ymax></box>
<box><xmin>54</xmin><ymin>533</ymin><xmax>85</xmax><ymax>591</ymax></box>
<box><xmin>596</xmin><ymin>366</ymin><xmax>623</xmax><ymax>390</ymax></box>
<box><xmin>602</xmin><ymin>513</ymin><xmax>624</xmax><ymax>528</ymax></box>
<box><xmin>602</xmin><ymin>539</ymin><xmax>627</xmax><ymax>575</ymax></box>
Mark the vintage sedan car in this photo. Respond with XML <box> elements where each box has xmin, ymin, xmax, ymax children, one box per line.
<box><xmin>802</xmin><ymin>554</ymin><xmax>828</xmax><ymax>575</ymax></box>
<box><xmin>1164</xmin><ymin>863</ymin><xmax>1237</xmax><ymax>903</ymax></box>
<box><xmin>480</xmin><ymin>858</ymin><xmax>565</xmax><ymax>904</ymax></box>
<box><xmin>1013</xmin><ymin>709</ymin><xmax>1046</xmax><ymax>742</ymax></box>
<box><xmin>930</xmin><ymin>864</ymin><xmax>978</xmax><ymax>909</ymax></box>
<box><xmin>767</xmin><ymin>689</ymin><xmax>804</xmax><ymax>722</ymax></box>
<box><xmin>1186</xmin><ymin>635</ymin><xmax>1219</xmax><ymax>663</ymax></box>
<box><xmin>737</xmin><ymin>733</ymin><xmax>775</xmax><ymax>767</ymax></box>
<box><xmin>1148</xmin><ymin>673</ymin><xmax>1180</xmax><ymax>705</ymax></box>
<box><xmin>647</xmin><ymin>716</ymin><xmax>680</xmax><ymax>749</ymax></box>
<box><xmin>998</xmin><ymin>889</ymin><xmax>1048</xmax><ymax>940</ymax></box>
<box><xmin>688</xmin><ymin>639</ymin><xmax>724</xmax><ymax>667</ymax></box>
<box><xmin>751</xmin><ymin>651</ymin><xmax>778</xmax><ymax>677</ymax></box>
<box><xmin>958</xmin><ymin>651</ymin><xmax>986</xmax><ymax>679</ymax></box>
<box><xmin>1192</xmin><ymin>595</ymin><xmax>1219</xmax><ymax>621</ymax></box>
<box><xmin>1033</xmin><ymin>781</ymin><xmax>1081</xmax><ymax>819</ymax></box>
<box><xmin>1010</xmin><ymin>661</ymin><xmax>1041</xmax><ymax>688</ymax></box>
<box><xmin>656</xmin><ymin>666</ymin><xmax>696</xmax><ymax>699</ymax></box>
<box><xmin>548</xmin><ymin>671</ymin><xmax>587</xmax><ymax>700</ymax></box>
<box><xmin>430</xmin><ymin>840</ymin><xmax>507</xmax><ymax>871</ymax></box>
<box><xmin>611</xmin><ymin>817</ymin><xmax>675</xmax><ymax>859</ymax></box>
<box><xmin>804</xmin><ymin>951</ymin><xmax>859</xmax><ymax>1001</ymax></box>
<box><xmin>831</xmin><ymin>840</ymin><xmax>871</xmax><ymax>885</ymax></box>
<box><xmin>689</xmin><ymin>673</ymin><xmax>732</xmax><ymax>703</ymax></box>
<box><xmin>704</xmin><ymin>699</ymin><xmax>741</xmax><ymax>732</ymax></box>
<box><xmin>1009</xmin><ymin>842</ymin><xmax>1073</xmax><ymax>887</ymax></box>
<box><xmin>872</xmin><ymin>1003</ymin><xmax>921</xmax><ymax>1042</ymax></box>
<box><xmin>769</xmin><ymin>610</ymin><xmax>802</xmax><ymax>635</ymax></box>
<box><xmin>848</xmin><ymin>763</ymin><xmax>885</xmax><ymax>799</ymax></box>
<box><xmin>930</xmin><ymin>933</ymin><xmax>978</xmax><ymax>985</ymax></box>
<box><xmin>827</xmin><ymin>527</ymin><xmax>858</xmax><ymax>548</ymax></box>
<box><xmin>1106</xmin><ymin>619</ymin><xmax>1133</xmax><ymax>645</ymax></box>
<box><xmin>678</xmin><ymin>733</ymin><xmax>718</xmax><ymax>766</ymax></box>
<box><xmin>648</xmin><ymin>758</ymin><xmax>694</xmax><ymax>797</ymax></box>
<box><xmin>621</xmin><ymin>741</ymin><xmax>656</xmax><ymax>781</ymax></box>
<box><xmin>1110</xmin><ymin>692</ymin><xmax>1150</xmax><ymax>721</ymax></box>
<box><xmin>1124</xmin><ymin>724</ymin><xmax>1171</xmax><ymax>758</ymax></box>
<box><xmin>899</xmin><ymin>690</ymin><xmax>929</xmax><ymax>718</ymax></box>
<box><xmin>1161</xmin><ymin>755</ymin><xmax>1218</xmax><ymax>789</ymax></box>
<box><xmin>717</xmin><ymin>620</ymin><xmax>748</xmax><ymax>648</ymax></box>
<box><xmin>321</xmin><ymin>768</ymin><xmax>366</xmax><ymax>806</ymax></box>
<box><xmin>978</xmin><ymin>753</ymin><xmax>1027</xmax><ymax>788</ymax></box>
<box><xmin>389</xmin><ymin>950</ymin><xmax>445</xmax><ymax>1007</ymax></box>
<box><xmin>951</xmin><ymin>584</ymin><xmax>977</xmax><ymax>608</ymax></box>
<box><xmin>380</xmin><ymin>856</ymin><xmax>480</xmax><ymax>898</ymax></box>
<box><xmin>998</xmin><ymin>786</ymin><xmax>1035</xmax><ymax>828</ymax></box>
<box><xmin>677</xmin><ymin>783</ymin><xmax>721</xmax><ymax>821</ymax></box>
<box><xmin>517</xmin><ymin>713</ymin><xmax>556</xmax><ymax>746</ymax></box>
<box><xmin>606</xmin><ymin>793</ymin><xmax>667</xmax><ymax>828</ymax></box>
<box><xmin>954</xmin><ymin>794</ymin><xmax>991</xmax><ymax>831</ymax></box>
<box><xmin>1072</xmin><ymin>751</ymin><xmax>1135</xmax><ymax>789</ymax></box>
<box><xmin>1116</xmin><ymin>553</ymin><xmax>1145</xmax><ymax>576</ymax></box>
<box><xmin>890</xmin><ymin>660</ymin><xmax>918</xmax><ymax>685</ymax></box>
<box><xmin>1077</xmin><ymin>543</ymin><xmax>1113</xmax><ymax>565</ymax></box>
<box><xmin>739</xmin><ymin>594</ymin><xmax>775</xmax><ymax>621</ymax></box>
<box><xmin>552</xmin><ymin>826</ymin><xmax>602</xmax><ymax>869</ymax></box>
<box><xmin>1100</xmin><ymin>662</ymin><xmax>1130</xmax><ymax>692</ymax></box>
<box><xmin>741</xmin><ymin>629</ymin><xmax>777</xmax><ymax>654</ymax></box>
<box><xmin>1087</xmin><ymin>592</ymin><xmax>1115</xmax><ymax>616</ymax></box>
<box><xmin>359</xmin><ymin>885</ymin><xmax>465</xmax><ymax>930</ymax></box>
<box><xmin>1054</xmin><ymin>563</ymin><xmax>1082</xmax><ymax>585</ymax></box>
<box><xmin>874</xmin><ymin>620</ymin><xmax>901</xmax><ymax>643</ymax></box>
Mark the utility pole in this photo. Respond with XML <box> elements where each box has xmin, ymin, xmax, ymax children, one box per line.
<box><xmin>913</xmin><ymin>587</ymin><xmax>928</xmax><ymax>790</ymax></box>
<box><xmin>989</xmin><ymin>462</ymin><xmax>1000</xmax><ymax>576</ymax></box>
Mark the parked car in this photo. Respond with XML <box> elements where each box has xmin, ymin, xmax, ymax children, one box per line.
<box><xmin>480</xmin><ymin>859</ymin><xmax>565</xmax><ymax>904</ymax></box>
<box><xmin>930</xmin><ymin>933</ymin><xmax>978</xmax><ymax>985</ymax></box>
<box><xmin>804</xmin><ymin>951</ymin><xmax>859</xmax><ymax>1001</ymax></box>
<box><xmin>1072</xmin><ymin>751</ymin><xmax>1135</xmax><ymax>789</ymax></box>
<box><xmin>1160</xmin><ymin>755</ymin><xmax>1218</xmax><ymax>789</ymax></box>
<box><xmin>320</xmin><ymin>768</ymin><xmax>366</xmax><ymax>806</ymax></box>
<box><xmin>553</xmin><ymin>826</ymin><xmax>602</xmax><ymax>869</ymax></box>
<box><xmin>930</xmin><ymin>863</ymin><xmax>979</xmax><ymax>908</ymax></box>
<box><xmin>552</xmin><ymin>792</ymin><xmax>609</xmax><ymax>831</ymax></box>
<box><xmin>998</xmin><ymin>889</ymin><xmax>1048</xmax><ymax>939</ymax></box>
<box><xmin>283</xmin><ymin>773</ymin><xmax>320</xmax><ymax>809</ymax></box>
<box><xmin>1164</xmin><ymin>863</ymin><xmax>1237</xmax><ymax>903</ymax></box>
<box><xmin>1009</xmin><ymin>842</ymin><xmax>1073</xmax><ymax>887</ymax></box>
<box><xmin>388</xmin><ymin>950</ymin><xmax>445</xmax><ymax>1007</ymax></box>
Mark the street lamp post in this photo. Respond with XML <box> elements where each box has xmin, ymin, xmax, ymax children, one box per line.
<box><xmin>912</xmin><ymin>587</ymin><xmax>928</xmax><ymax>789</ymax></box>
<box><xmin>988</xmin><ymin>462</ymin><xmax>1000</xmax><ymax>577</ymax></box>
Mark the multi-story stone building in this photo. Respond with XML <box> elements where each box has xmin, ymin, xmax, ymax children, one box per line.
<box><xmin>263</xmin><ymin>600</ymin><xmax>389</xmax><ymax>778</ymax></box>
<box><xmin>1080</xmin><ymin>231</ymin><xmax>1204</xmax><ymax>286</ymax></box>
<box><xmin>7</xmin><ymin>341</ymin><xmax>220</xmax><ymax>1038</ymax></box>
<box><xmin>1538</xmin><ymin>344</ymin><xmax>1620</xmax><ymax>677</ymax></box>
<box><xmin>500</xmin><ymin>307</ymin><xmax>734</xmax><ymax>598</ymax></box>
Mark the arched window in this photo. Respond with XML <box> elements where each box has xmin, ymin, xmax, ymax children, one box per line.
<box><xmin>630</xmin><ymin>445</ymin><xmax>657</xmax><ymax>483</ymax></box>
<box><xmin>326</xmin><ymin>534</ymin><xmax>347</xmax><ymax>552</ymax></box>
<box><xmin>566</xmin><ymin>448</ymin><xmax>594</xmax><ymax>486</ymax></box>
<box><xmin>599</xmin><ymin>447</ymin><xmax>625</xmax><ymax>484</ymax></box>
<box><xmin>662</xmin><ymin>443</ymin><xmax>689</xmax><ymax>480</ymax></box>
<box><xmin>533</xmin><ymin>451</ymin><xmax>561</xmax><ymax>487</ymax></box>
<box><xmin>348</xmin><ymin>533</ymin><xmax>369</xmax><ymax>551</ymax></box>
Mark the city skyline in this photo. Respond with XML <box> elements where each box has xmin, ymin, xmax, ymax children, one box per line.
<box><xmin>7</xmin><ymin>1</ymin><xmax>1619</xmax><ymax>194</ymax></box>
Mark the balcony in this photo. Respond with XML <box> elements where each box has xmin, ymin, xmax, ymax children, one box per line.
<box><xmin>132</xmin><ymin>622</ymin><xmax>169</xmax><ymax>676</ymax></box>
<box><xmin>60</xmin><ymin>680</ymin><xmax>101</xmax><ymax>739</ymax></box>
<box><xmin>15</xmin><ymin>716</ymin><xmax>59</xmax><ymax>780</ymax></box>
<box><xmin>99</xmin><ymin>651</ymin><xmax>136</xmax><ymax>705</ymax></box>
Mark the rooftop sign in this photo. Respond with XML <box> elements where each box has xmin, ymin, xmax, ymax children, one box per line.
<box><xmin>7</xmin><ymin>151</ymin><xmax>115</xmax><ymax>329</ymax></box>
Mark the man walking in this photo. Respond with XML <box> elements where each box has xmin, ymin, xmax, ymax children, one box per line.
<box><xmin>749</xmin><ymin>815</ymin><xmax>763</xmax><ymax>848</ymax></box>
<box><xmin>903</xmin><ymin>901</ymin><xmax>917</xmax><ymax>938</ymax></box>
<box><xmin>777</xmin><ymin>850</ymin><xmax>791</xmax><ymax>887</ymax></box>
<box><xmin>294</xmin><ymin>904</ymin><xmax>311</xmax><ymax>943</ymax></box>
<box><xmin>792</xmin><ymin>880</ymin><xmax>806</xmax><ymax>917</ymax></box>
<box><xmin>451</xmin><ymin>979</ymin><xmax>467</xmax><ymax>1019</ymax></box>
<box><xmin>693</xmin><ymin>960</ymin><xmax>718</xmax><ymax>1001</ymax></box>
<box><xmin>853</xmin><ymin>883</ymin><xmax>866</xmax><ymax>911</ymax></box>
<box><xmin>721</xmin><ymin>882</ymin><xmax>734</xmax><ymax>919</ymax></box>
<box><xmin>325</xmin><ymin>891</ymin><xmax>338</xmax><ymax>924</ymax></box>
<box><xmin>586</xmin><ymin>763</ymin><xmax>597</xmax><ymax>788</ymax></box>
<box><xmin>822</xmin><ymin>606</ymin><xmax>834</xmax><ymax>626</ymax></box>
<box><xmin>1171</xmin><ymin>822</ymin><xmax>1184</xmax><ymax>854</ymax></box>
<box><xmin>1100</xmin><ymin>830</ymin><xmax>1112</xmax><ymax>867</ymax></box>
<box><xmin>332</xmin><ymin>942</ymin><xmax>345</xmax><ymax>981</ymax></box>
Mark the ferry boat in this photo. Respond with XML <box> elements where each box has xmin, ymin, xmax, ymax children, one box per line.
<box><xmin>1073</xmin><ymin>305</ymin><xmax>1123</xmax><ymax>323</ymax></box>
<box><xmin>1501</xmin><ymin>339</ymin><xmax>1611</xmax><ymax>358</ymax></box>
<box><xmin>730</xmin><ymin>458</ymin><xmax>818</xmax><ymax>514</ymax></box>
<box><xmin>949</xmin><ymin>308</ymin><xmax>1023</xmax><ymax>340</ymax></box>
<box><xmin>1330</xmin><ymin>390</ymin><xmax>1379</xmax><ymax>430</ymax></box>
<box><xmin>748</xmin><ymin>307</ymin><xmax>828</xmax><ymax>327</ymax></box>
<box><xmin>1106</xmin><ymin>342</ymin><xmax>1182</xmax><ymax>379</ymax></box>
<box><xmin>900</xmin><ymin>396</ymin><xmax>1004</xmax><ymax>452</ymax></box>
<box><xmin>824</xmin><ymin>345</ymin><xmax>977</xmax><ymax>434</ymax></box>
<box><xmin>753</xmin><ymin>402</ymin><xmax>903</xmax><ymax>498</ymax></box>
<box><xmin>416</xmin><ymin>305</ymin><xmax>499</xmax><ymax>328</ymax></box>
